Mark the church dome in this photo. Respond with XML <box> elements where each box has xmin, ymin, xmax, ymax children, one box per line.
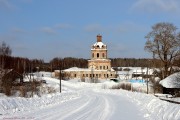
<box><xmin>93</xmin><ymin>42</ymin><xmax>106</xmax><ymax>49</ymax></box>
<box><xmin>91</xmin><ymin>35</ymin><xmax>107</xmax><ymax>49</ymax></box>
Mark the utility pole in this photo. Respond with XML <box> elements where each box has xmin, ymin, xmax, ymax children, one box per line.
<box><xmin>59</xmin><ymin>66</ymin><xmax>61</xmax><ymax>93</ymax></box>
<box><xmin>146</xmin><ymin>62</ymin><xmax>149</xmax><ymax>94</ymax></box>
<box><xmin>59</xmin><ymin>59</ymin><xmax>63</xmax><ymax>93</ymax></box>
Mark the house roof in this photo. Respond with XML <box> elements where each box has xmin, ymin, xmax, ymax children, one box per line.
<box><xmin>0</xmin><ymin>69</ymin><xmax>13</xmax><ymax>78</ymax></box>
<box><xmin>63</xmin><ymin>67</ymin><xmax>115</xmax><ymax>72</ymax></box>
<box><xmin>159</xmin><ymin>72</ymin><xmax>180</xmax><ymax>88</ymax></box>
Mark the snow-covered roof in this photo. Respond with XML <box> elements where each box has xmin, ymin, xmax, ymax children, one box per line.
<box><xmin>63</xmin><ymin>67</ymin><xmax>115</xmax><ymax>72</ymax></box>
<box><xmin>0</xmin><ymin>69</ymin><xmax>13</xmax><ymax>79</ymax></box>
<box><xmin>111</xmin><ymin>68</ymin><xmax>115</xmax><ymax>72</ymax></box>
<box><xmin>63</xmin><ymin>67</ymin><xmax>89</xmax><ymax>72</ymax></box>
<box><xmin>132</xmin><ymin>68</ymin><xmax>154</xmax><ymax>75</ymax></box>
<box><xmin>92</xmin><ymin>42</ymin><xmax>106</xmax><ymax>49</ymax></box>
<box><xmin>93</xmin><ymin>42</ymin><xmax>106</xmax><ymax>48</ymax></box>
<box><xmin>160</xmin><ymin>72</ymin><xmax>180</xmax><ymax>88</ymax></box>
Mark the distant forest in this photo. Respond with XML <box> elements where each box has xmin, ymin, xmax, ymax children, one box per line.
<box><xmin>1</xmin><ymin>55</ymin><xmax>180</xmax><ymax>74</ymax></box>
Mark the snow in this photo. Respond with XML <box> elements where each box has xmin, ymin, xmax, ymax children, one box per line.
<box><xmin>0</xmin><ymin>74</ymin><xmax>180</xmax><ymax>120</ymax></box>
<box><xmin>92</xmin><ymin>42</ymin><xmax>106</xmax><ymax>49</ymax></box>
<box><xmin>160</xmin><ymin>72</ymin><xmax>180</xmax><ymax>88</ymax></box>
<box><xmin>63</xmin><ymin>67</ymin><xmax>114</xmax><ymax>72</ymax></box>
<box><xmin>63</xmin><ymin>67</ymin><xmax>90</xmax><ymax>72</ymax></box>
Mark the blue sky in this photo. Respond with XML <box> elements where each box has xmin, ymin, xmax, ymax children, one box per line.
<box><xmin>1</xmin><ymin>0</ymin><xmax>180</xmax><ymax>62</ymax></box>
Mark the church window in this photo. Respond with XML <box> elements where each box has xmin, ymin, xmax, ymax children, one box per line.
<box><xmin>97</xmin><ymin>53</ymin><xmax>99</xmax><ymax>58</ymax></box>
<box><xmin>100</xmin><ymin>66</ymin><xmax>102</xmax><ymax>69</ymax></box>
<box><xmin>74</xmin><ymin>74</ymin><xmax>76</xmax><ymax>77</ymax></box>
<box><xmin>107</xmin><ymin>66</ymin><xmax>108</xmax><ymax>69</ymax></box>
<box><xmin>92</xmin><ymin>53</ymin><xmax>94</xmax><ymax>58</ymax></box>
<box><xmin>86</xmin><ymin>74</ymin><xmax>88</xmax><ymax>77</ymax></box>
<box><xmin>107</xmin><ymin>74</ymin><xmax>109</xmax><ymax>78</ymax></box>
<box><xmin>97</xmin><ymin>45</ymin><xmax>99</xmax><ymax>48</ymax></box>
<box><xmin>102</xmin><ymin>53</ymin><xmax>105</xmax><ymax>58</ymax></box>
<box><xmin>103</xmin><ymin>66</ymin><xmax>105</xmax><ymax>69</ymax></box>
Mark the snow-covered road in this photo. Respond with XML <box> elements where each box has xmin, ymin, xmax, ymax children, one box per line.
<box><xmin>1</xmin><ymin>88</ymin><xmax>146</xmax><ymax>120</ymax></box>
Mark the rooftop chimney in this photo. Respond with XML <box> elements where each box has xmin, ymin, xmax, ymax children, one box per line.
<box><xmin>97</xmin><ymin>34</ymin><xmax>102</xmax><ymax>42</ymax></box>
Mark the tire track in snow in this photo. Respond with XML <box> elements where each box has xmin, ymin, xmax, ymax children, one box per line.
<box><xmin>41</xmin><ymin>93</ymin><xmax>93</xmax><ymax>120</ymax></box>
<box><xmin>25</xmin><ymin>89</ymin><xmax>113</xmax><ymax>120</ymax></box>
<box><xmin>17</xmin><ymin>92</ymin><xmax>89</xmax><ymax>120</ymax></box>
<box><xmin>58</xmin><ymin>90</ymin><xmax>113</xmax><ymax>120</ymax></box>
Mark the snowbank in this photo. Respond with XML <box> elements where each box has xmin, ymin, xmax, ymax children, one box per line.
<box><xmin>160</xmin><ymin>72</ymin><xmax>180</xmax><ymax>88</ymax></box>
<box><xmin>94</xmin><ymin>89</ymin><xmax>180</xmax><ymax>120</ymax></box>
<box><xmin>0</xmin><ymin>77</ymin><xmax>80</xmax><ymax>115</ymax></box>
<box><xmin>0</xmin><ymin>92</ymin><xmax>79</xmax><ymax>115</ymax></box>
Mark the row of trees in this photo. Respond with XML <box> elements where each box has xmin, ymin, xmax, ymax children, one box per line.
<box><xmin>50</xmin><ymin>57</ymin><xmax>88</xmax><ymax>70</ymax></box>
<box><xmin>0</xmin><ymin>41</ymin><xmax>44</xmax><ymax>74</ymax></box>
<box><xmin>0</xmin><ymin>55</ymin><xmax>44</xmax><ymax>74</ymax></box>
<box><xmin>111</xmin><ymin>58</ymin><xmax>162</xmax><ymax>68</ymax></box>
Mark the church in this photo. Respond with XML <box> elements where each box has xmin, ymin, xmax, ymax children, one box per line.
<box><xmin>62</xmin><ymin>35</ymin><xmax>116</xmax><ymax>80</ymax></box>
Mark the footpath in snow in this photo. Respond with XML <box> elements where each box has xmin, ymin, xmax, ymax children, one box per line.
<box><xmin>0</xmin><ymin>77</ymin><xmax>180</xmax><ymax>120</ymax></box>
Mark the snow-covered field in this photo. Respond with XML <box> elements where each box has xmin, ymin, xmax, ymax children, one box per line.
<box><xmin>0</xmin><ymin>75</ymin><xmax>180</xmax><ymax>120</ymax></box>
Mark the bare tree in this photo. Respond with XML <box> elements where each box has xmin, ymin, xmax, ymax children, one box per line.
<box><xmin>0</xmin><ymin>41</ymin><xmax>12</xmax><ymax>56</ymax></box>
<box><xmin>145</xmin><ymin>22</ymin><xmax>180</xmax><ymax>79</ymax></box>
<box><xmin>0</xmin><ymin>41</ymin><xmax>12</xmax><ymax>69</ymax></box>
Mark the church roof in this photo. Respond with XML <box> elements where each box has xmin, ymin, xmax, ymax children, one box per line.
<box><xmin>93</xmin><ymin>42</ymin><xmax>106</xmax><ymax>48</ymax></box>
<box><xmin>63</xmin><ymin>67</ymin><xmax>115</xmax><ymax>72</ymax></box>
<box><xmin>91</xmin><ymin>42</ymin><xmax>107</xmax><ymax>50</ymax></box>
<box><xmin>91</xmin><ymin>34</ymin><xmax>107</xmax><ymax>50</ymax></box>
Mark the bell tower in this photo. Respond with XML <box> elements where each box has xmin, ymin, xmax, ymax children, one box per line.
<box><xmin>91</xmin><ymin>34</ymin><xmax>107</xmax><ymax>59</ymax></box>
<box><xmin>88</xmin><ymin>35</ymin><xmax>111</xmax><ymax>70</ymax></box>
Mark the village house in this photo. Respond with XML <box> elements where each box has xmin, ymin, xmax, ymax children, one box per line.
<box><xmin>56</xmin><ymin>35</ymin><xmax>116</xmax><ymax>80</ymax></box>
<box><xmin>160</xmin><ymin>72</ymin><xmax>180</xmax><ymax>96</ymax></box>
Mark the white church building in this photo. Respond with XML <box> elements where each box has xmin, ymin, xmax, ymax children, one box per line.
<box><xmin>62</xmin><ymin>35</ymin><xmax>116</xmax><ymax>80</ymax></box>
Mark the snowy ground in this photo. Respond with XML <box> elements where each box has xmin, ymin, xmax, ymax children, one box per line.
<box><xmin>0</xmin><ymin>76</ymin><xmax>180</xmax><ymax>120</ymax></box>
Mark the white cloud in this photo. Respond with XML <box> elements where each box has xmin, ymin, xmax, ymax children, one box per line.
<box><xmin>41</xmin><ymin>27</ymin><xmax>56</xmax><ymax>34</ymax></box>
<box><xmin>55</xmin><ymin>23</ymin><xmax>72</xmax><ymax>29</ymax></box>
<box><xmin>84</xmin><ymin>24</ymin><xmax>104</xmax><ymax>33</ymax></box>
<box><xmin>40</xmin><ymin>23</ymin><xmax>72</xmax><ymax>34</ymax></box>
<box><xmin>116</xmin><ymin>22</ymin><xmax>148</xmax><ymax>33</ymax></box>
<box><xmin>84</xmin><ymin>23</ymin><xmax>148</xmax><ymax>35</ymax></box>
<box><xmin>20</xmin><ymin>0</ymin><xmax>32</xmax><ymax>3</ymax></box>
<box><xmin>11</xmin><ymin>27</ymin><xmax>26</xmax><ymax>33</ymax></box>
<box><xmin>131</xmin><ymin>0</ymin><xmax>180</xmax><ymax>13</ymax></box>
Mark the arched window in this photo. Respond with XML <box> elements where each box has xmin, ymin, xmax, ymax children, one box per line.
<box><xmin>103</xmin><ymin>66</ymin><xmax>105</xmax><ymax>69</ymax></box>
<box><xmin>102</xmin><ymin>53</ymin><xmax>105</xmax><ymax>58</ymax></box>
<box><xmin>97</xmin><ymin>53</ymin><xmax>99</xmax><ymax>58</ymax></box>
<box><xmin>92</xmin><ymin>53</ymin><xmax>94</xmax><ymax>58</ymax></box>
